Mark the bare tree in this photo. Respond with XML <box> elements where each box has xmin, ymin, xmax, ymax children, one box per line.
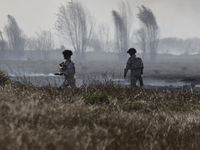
<box><xmin>36</xmin><ymin>30</ymin><xmax>54</xmax><ymax>60</ymax></box>
<box><xmin>27</xmin><ymin>37</ymin><xmax>38</xmax><ymax>51</ymax></box>
<box><xmin>26</xmin><ymin>37</ymin><xmax>38</xmax><ymax>60</ymax></box>
<box><xmin>88</xmin><ymin>38</ymin><xmax>102</xmax><ymax>52</ymax></box>
<box><xmin>55</xmin><ymin>1</ymin><xmax>94</xmax><ymax>60</ymax></box>
<box><xmin>137</xmin><ymin>5</ymin><xmax>159</xmax><ymax>60</ymax></box>
<box><xmin>90</xmin><ymin>23</ymin><xmax>111</xmax><ymax>52</ymax></box>
<box><xmin>159</xmin><ymin>37</ymin><xmax>179</xmax><ymax>54</ymax></box>
<box><xmin>159</xmin><ymin>37</ymin><xmax>200</xmax><ymax>55</ymax></box>
<box><xmin>112</xmin><ymin>2</ymin><xmax>133</xmax><ymax>60</ymax></box>
<box><xmin>180</xmin><ymin>41</ymin><xmax>196</xmax><ymax>55</ymax></box>
<box><xmin>135</xmin><ymin>28</ymin><xmax>147</xmax><ymax>59</ymax></box>
<box><xmin>98</xmin><ymin>24</ymin><xmax>111</xmax><ymax>52</ymax></box>
<box><xmin>0</xmin><ymin>30</ymin><xmax>7</xmax><ymax>60</ymax></box>
<box><xmin>27</xmin><ymin>30</ymin><xmax>54</xmax><ymax>60</ymax></box>
<box><xmin>4</xmin><ymin>15</ymin><xmax>26</xmax><ymax>59</ymax></box>
<box><xmin>0</xmin><ymin>30</ymin><xmax>3</xmax><ymax>40</ymax></box>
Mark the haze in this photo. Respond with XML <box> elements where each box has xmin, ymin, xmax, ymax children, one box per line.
<box><xmin>1</xmin><ymin>0</ymin><xmax>200</xmax><ymax>48</ymax></box>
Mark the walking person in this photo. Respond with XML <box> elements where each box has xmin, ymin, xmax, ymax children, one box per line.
<box><xmin>124</xmin><ymin>48</ymin><xmax>144</xmax><ymax>87</ymax></box>
<box><xmin>55</xmin><ymin>50</ymin><xmax>77</xmax><ymax>89</ymax></box>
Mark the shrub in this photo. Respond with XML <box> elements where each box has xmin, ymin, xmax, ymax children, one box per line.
<box><xmin>83</xmin><ymin>92</ymin><xmax>111</xmax><ymax>104</ymax></box>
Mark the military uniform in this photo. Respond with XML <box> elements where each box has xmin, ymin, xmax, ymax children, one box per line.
<box><xmin>124</xmin><ymin>48</ymin><xmax>144</xmax><ymax>87</ymax></box>
<box><xmin>60</xmin><ymin>58</ymin><xmax>76</xmax><ymax>88</ymax></box>
<box><xmin>55</xmin><ymin>50</ymin><xmax>77</xmax><ymax>89</ymax></box>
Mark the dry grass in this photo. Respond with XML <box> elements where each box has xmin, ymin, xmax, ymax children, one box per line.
<box><xmin>1</xmin><ymin>71</ymin><xmax>200</xmax><ymax>149</ymax></box>
<box><xmin>0</xmin><ymin>70</ymin><xmax>10</xmax><ymax>86</ymax></box>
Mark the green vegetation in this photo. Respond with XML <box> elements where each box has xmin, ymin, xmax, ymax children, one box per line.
<box><xmin>83</xmin><ymin>92</ymin><xmax>111</xmax><ymax>104</ymax></box>
<box><xmin>1</xmin><ymin>70</ymin><xmax>200</xmax><ymax>149</ymax></box>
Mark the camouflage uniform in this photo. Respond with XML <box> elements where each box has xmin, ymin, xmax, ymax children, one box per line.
<box><xmin>60</xmin><ymin>58</ymin><xmax>76</xmax><ymax>88</ymax></box>
<box><xmin>124</xmin><ymin>54</ymin><xmax>144</xmax><ymax>87</ymax></box>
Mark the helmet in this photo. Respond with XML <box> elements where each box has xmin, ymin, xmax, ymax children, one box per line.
<box><xmin>127</xmin><ymin>48</ymin><xmax>137</xmax><ymax>54</ymax></box>
<box><xmin>62</xmin><ymin>50</ymin><xmax>73</xmax><ymax>57</ymax></box>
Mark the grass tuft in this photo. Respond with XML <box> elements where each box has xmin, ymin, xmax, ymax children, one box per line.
<box><xmin>83</xmin><ymin>92</ymin><xmax>111</xmax><ymax>104</ymax></box>
<box><xmin>0</xmin><ymin>70</ymin><xmax>10</xmax><ymax>86</ymax></box>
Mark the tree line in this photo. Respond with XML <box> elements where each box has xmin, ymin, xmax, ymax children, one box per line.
<box><xmin>0</xmin><ymin>1</ymin><xmax>199</xmax><ymax>61</ymax></box>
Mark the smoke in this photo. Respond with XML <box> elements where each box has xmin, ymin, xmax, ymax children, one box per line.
<box><xmin>1</xmin><ymin>0</ymin><xmax>200</xmax><ymax>48</ymax></box>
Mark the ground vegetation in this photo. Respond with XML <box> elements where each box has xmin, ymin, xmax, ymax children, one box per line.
<box><xmin>0</xmin><ymin>71</ymin><xmax>200</xmax><ymax>149</ymax></box>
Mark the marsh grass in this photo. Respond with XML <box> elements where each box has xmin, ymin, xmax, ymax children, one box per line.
<box><xmin>1</xmin><ymin>71</ymin><xmax>200</xmax><ymax>149</ymax></box>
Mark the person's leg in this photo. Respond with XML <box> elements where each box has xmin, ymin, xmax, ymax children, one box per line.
<box><xmin>68</xmin><ymin>78</ymin><xmax>77</xmax><ymax>89</ymax></box>
<box><xmin>131</xmin><ymin>75</ymin><xmax>137</xmax><ymax>87</ymax></box>
<box><xmin>59</xmin><ymin>79</ymin><xmax>69</xmax><ymax>89</ymax></box>
<box><xmin>139</xmin><ymin>76</ymin><xmax>143</xmax><ymax>87</ymax></box>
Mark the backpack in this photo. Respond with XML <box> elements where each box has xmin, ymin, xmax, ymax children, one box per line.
<box><xmin>130</xmin><ymin>57</ymin><xmax>144</xmax><ymax>70</ymax></box>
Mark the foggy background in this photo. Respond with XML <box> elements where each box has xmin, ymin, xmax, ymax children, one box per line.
<box><xmin>0</xmin><ymin>0</ymin><xmax>200</xmax><ymax>61</ymax></box>
<box><xmin>1</xmin><ymin>0</ymin><xmax>200</xmax><ymax>88</ymax></box>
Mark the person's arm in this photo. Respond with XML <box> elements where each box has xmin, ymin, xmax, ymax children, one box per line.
<box><xmin>54</xmin><ymin>72</ymin><xmax>63</xmax><ymax>75</ymax></box>
<box><xmin>124</xmin><ymin>57</ymin><xmax>131</xmax><ymax>78</ymax></box>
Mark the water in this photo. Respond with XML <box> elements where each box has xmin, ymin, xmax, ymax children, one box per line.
<box><xmin>8</xmin><ymin>73</ymin><xmax>200</xmax><ymax>88</ymax></box>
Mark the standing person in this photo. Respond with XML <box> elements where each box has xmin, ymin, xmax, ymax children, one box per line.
<box><xmin>55</xmin><ymin>50</ymin><xmax>77</xmax><ymax>89</ymax></box>
<box><xmin>124</xmin><ymin>48</ymin><xmax>144</xmax><ymax>87</ymax></box>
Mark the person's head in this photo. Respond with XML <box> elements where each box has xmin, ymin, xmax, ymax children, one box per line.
<box><xmin>62</xmin><ymin>50</ymin><xmax>73</xmax><ymax>60</ymax></box>
<box><xmin>127</xmin><ymin>48</ymin><xmax>137</xmax><ymax>56</ymax></box>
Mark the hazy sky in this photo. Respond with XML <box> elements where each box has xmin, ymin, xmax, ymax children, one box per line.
<box><xmin>1</xmin><ymin>0</ymin><xmax>200</xmax><ymax>48</ymax></box>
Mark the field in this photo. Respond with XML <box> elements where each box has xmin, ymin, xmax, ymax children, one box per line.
<box><xmin>1</xmin><ymin>70</ymin><xmax>200</xmax><ymax>149</ymax></box>
<box><xmin>0</xmin><ymin>54</ymin><xmax>200</xmax><ymax>149</ymax></box>
<box><xmin>1</xmin><ymin>54</ymin><xmax>200</xmax><ymax>87</ymax></box>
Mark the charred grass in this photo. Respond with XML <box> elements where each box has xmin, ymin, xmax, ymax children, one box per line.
<box><xmin>1</xmin><ymin>71</ymin><xmax>200</xmax><ymax>149</ymax></box>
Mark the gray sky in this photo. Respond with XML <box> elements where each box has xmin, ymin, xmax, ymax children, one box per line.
<box><xmin>1</xmin><ymin>0</ymin><xmax>200</xmax><ymax>48</ymax></box>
